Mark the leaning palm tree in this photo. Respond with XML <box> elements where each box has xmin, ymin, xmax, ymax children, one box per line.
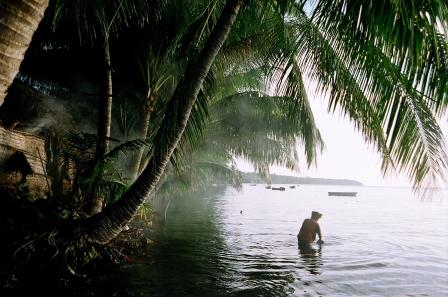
<box><xmin>78</xmin><ymin>0</ymin><xmax>246</xmax><ymax>244</ymax></box>
<box><xmin>127</xmin><ymin>0</ymin><xmax>237</xmax><ymax>180</ymax></box>
<box><xmin>128</xmin><ymin>44</ymin><xmax>179</xmax><ymax>181</ymax></box>
<box><xmin>0</xmin><ymin>0</ymin><xmax>50</xmax><ymax>106</ymax></box>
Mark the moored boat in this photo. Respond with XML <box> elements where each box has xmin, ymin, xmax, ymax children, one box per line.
<box><xmin>328</xmin><ymin>192</ymin><xmax>357</xmax><ymax>197</ymax></box>
<box><xmin>272</xmin><ymin>187</ymin><xmax>286</xmax><ymax>191</ymax></box>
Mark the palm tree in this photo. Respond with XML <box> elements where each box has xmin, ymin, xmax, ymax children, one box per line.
<box><xmin>49</xmin><ymin>0</ymin><xmax>156</xmax><ymax>157</ymax></box>
<box><xmin>47</xmin><ymin>0</ymin><xmax>158</xmax><ymax>214</ymax></box>
<box><xmin>0</xmin><ymin>0</ymin><xmax>49</xmax><ymax>106</ymax></box>
<box><xmin>79</xmin><ymin>0</ymin><xmax>246</xmax><ymax>244</ymax></box>
<box><xmin>128</xmin><ymin>45</ymin><xmax>178</xmax><ymax>181</ymax></box>
<box><xmin>126</xmin><ymin>0</ymin><xmax>235</xmax><ymax>180</ymax></box>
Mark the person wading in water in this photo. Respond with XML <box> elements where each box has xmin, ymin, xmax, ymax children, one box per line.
<box><xmin>297</xmin><ymin>211</ymin><xmax>324</xmax><ymax>250</ymax></box>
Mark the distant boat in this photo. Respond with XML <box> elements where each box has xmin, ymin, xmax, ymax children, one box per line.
<box><xmin>328</xmin><ymin>192</ymin><xmax>357</xmax><ymax>197</ymax></box>
<box><xmin>250</xmin><ymin>184</ymin><xmax>257</xmax><ymax>186</ymax></box>
<box><xmin>272</xmin><ymin>187</ymin><xmax>286</xmax><ymax>191</ymax></box>
<box><xmin>289</xmin><ymin>185</ymin><xmax>296</xmax><ymax>189</ymax></box>
<box><xmin>265</xmin><ymin>186</ymin><xmax>271</xmax><ymax>189</ymax></box>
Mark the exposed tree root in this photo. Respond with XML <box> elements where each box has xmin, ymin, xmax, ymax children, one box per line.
<box><xmin>0</xmin><ymin>185</ymin><xmax>153</xmax><ymax>290</ymax></box>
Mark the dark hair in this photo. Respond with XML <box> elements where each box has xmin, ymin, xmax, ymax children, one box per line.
<box><xmin>311</xmin><ymin>211</ymin><xmax>322</xmax><ymax>219</ymax></box>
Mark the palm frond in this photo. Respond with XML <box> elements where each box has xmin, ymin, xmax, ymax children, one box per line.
<box><xmin>289</xmin><ymin>11</ymin><xmax>448</xmax><ymax>190</ymax></box>
<box><xmin>155</xmin><ymin>158</ymin><xmax>242</xmax><ymax>194</ymax></box>
<box><xmin>189</xmin><ymin>160</ymin><xmax>242</xmax><ymax>190</ymax></box>
<box><xmin>103</xmin><ymin>138</ymin><xmax>153</xmax><ymax>162</ymax></box>
<box><xmin>308</xmin><ymin>0</ymin><xmax>448</xmax><ymax>113</ymax></box>
<box><xmin>204</xmin><ymin>91</ymin><xmax>317</xmax><ymax>174</ymax></box>
<box><xmin>170</xmin><ymin>86</ymin><xmax>211</xmax><ymax>171</ymax></box>
<box><xmin>289</xmin><ymin>14</ymin><xmax>393</xmax><ymax>171</ymax></box>
<box><xmin>49</xmin><ymin>0</ymin><xmax>168</xmax><ymax>44</ymax></box>
<box><xmin>273</xmin><ymin>60</ymin><xmax>324</xmax><ymax>166</ymax></box>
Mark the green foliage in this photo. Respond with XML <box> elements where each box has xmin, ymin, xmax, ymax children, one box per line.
<box><xmin>49</xmin><ymin>0</ymin><xmax>166</xmax><ymax>44</ymax></box>
<box><xmin>61</xmin><ymin>131</ymin><xmax>133</xmax><ymax>209</ymax></box>
<box><xmin>115</xmin><ymin>100</ymin><xmax>137</xmax><ymax>140</ymax></box>
<box><xmin>309</xmin><ymin>0</ymin><xmax>448</xmax><ymax>108</ymax></box>
<box><xmin>287</xmin><ymin>8</ymin><xmax>448</xmax><ymax>190</ymax></box>
<box><xmin>204</xmin><ymin>91</ymin><xmax>321</xmax><ymax>177</ymax></box>
<box><xmin>156</xmin><ymin>160</ymin><xmax>242</xmax><ymax>195</ymax></box>
<box><xmin>137</xmin><ymin>201</ymin><xmax>153</xmax><ymax>221</ymax></box>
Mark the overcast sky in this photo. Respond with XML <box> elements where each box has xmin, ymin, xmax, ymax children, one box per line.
<box><xmin>237</xmin><ymin>94</ymin><xmax>448</xmax><ymax>187</ymax></box>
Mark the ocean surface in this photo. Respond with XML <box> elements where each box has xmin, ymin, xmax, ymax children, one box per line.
<box><xmin>100</xmin><ymin>185</ymin><xmax>448</xmax><ymax>296</ymax></box>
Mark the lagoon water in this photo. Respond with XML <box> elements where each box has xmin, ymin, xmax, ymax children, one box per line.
<box><xmin>102</xmin><ymin>185</ymin><xmax>448</xmax><ymax>296</ymax></box>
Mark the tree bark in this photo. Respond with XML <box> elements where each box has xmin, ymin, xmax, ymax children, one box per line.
<box><xmin>80</xmin><ymin>0</ymin><xmax>245</xmax><ymax>244</ymax></box>
<box><xmin>86</xmin><ymin>36</ymin><xmax>113</xmax><ymax>216</ymax></box>
<box><xmin>96</xmin><ymin>36</ymin><xmax>113</xmax><ymax>158</ymax></box>
<box><xmin>0</xmin><ymin>0</ymin><xmax>49</xmax><ymax>106</ymax></box>
<box><xmin>130</xmin><ymin>99</ymin><xmax>153</xmax><ymax>181</ymax></box>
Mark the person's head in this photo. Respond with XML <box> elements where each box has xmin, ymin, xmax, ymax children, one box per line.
<box><xmin>311</xmin><ymin>211</ymin><xmax>322</xmax><ymax>221</ymax></box>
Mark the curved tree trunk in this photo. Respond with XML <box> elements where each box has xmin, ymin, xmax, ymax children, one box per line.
<box><xmin>0</xmin><ymin>0</ymin><xmax>49</xmax><ymax>106</ymax></box>
<box><xmin>80</xmin><ymin>0</ymin><xmax>245</xmax><ymax>244</ymax></box>
<box><xmin>96</xmin><ymin>36</ymin><xmax>113</xmax><ymax>158</ymax></box>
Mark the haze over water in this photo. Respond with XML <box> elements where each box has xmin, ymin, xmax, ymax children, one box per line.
<box><xmin>103</xmin><ymin>185</ymin><xmax>448</xmax><ymax>296</ymax></box>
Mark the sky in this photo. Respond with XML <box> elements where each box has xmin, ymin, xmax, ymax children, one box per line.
<box><xmin>237</xmin><ymin>93</ymin><xmax>448</xmax><ymax>187</ymax></box>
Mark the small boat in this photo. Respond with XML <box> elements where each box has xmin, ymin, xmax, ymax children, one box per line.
<box><xmin>328</xmin><ymin>192</ymin><xmax>357</xmax><ymax>197</ymax></box>
<box><xmin>250</xmin><ymin>183</ymin><xmax>257</xmax><ymax>186</ymax></box>
<box><xmin>272</xmin><ymin>187</ymin><xmax>286</xmax><ymax>191</ymax></box>
<box><xmin>265</xmin><ymin>186</ymin><xmax>271</xmax><ymax>189</ymax></box>
<box><xmin>289</xmin><ymin>185</ymin><xmax>296</xmax><ymax>189</ymax></box>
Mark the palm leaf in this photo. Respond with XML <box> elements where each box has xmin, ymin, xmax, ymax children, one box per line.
<box><xmin>103</xmin><ymin>138</ymin><xmax>153</xmax><ymax>162</ymax></box>
<box><xmin>308</xmin><ymin>0</ymin><xmax>448</xmax><ymax>113</ymax></box>
<box><xmin>48</xmin><ymin>0</ymin><xmax>167</xmax><ymax>44</ymax></box>
<box><xmin>289</xmin><ymin>11</ymin><xmax>448</xmax><ymax>190</ymax></box>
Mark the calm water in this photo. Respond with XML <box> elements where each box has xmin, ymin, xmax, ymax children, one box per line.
<box><xmin>103</xmin><ymin>185</ymin><xmax>448</xmax><ymax>296</ymax></box>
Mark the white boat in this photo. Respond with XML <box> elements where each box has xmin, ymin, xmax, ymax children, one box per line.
<box><xmin>328</xmin><ymin>192</ymin><xmax>357</xmax><ymax>197</ymax></box>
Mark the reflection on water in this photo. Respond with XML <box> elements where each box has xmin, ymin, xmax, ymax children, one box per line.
<box><xmin>93</xmin><ymin>185</ymin><xmax>448</xmax><ymax>296</ymax></box>
<box><xmin>298</xmin><ymin>242</ymin><xmax>322</xmax><ymax>275</ymax></box>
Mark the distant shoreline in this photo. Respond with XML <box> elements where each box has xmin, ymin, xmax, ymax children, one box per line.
<box><xmin>241</xmin><ymin>172</ymin><xmax>363</xmax><ymax>186</ymax></box>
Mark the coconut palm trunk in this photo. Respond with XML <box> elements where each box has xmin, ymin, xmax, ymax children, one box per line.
<box><xmin>0</xmin><ymin>0</ymin><xmax>49</xmax><ymax>106</ymax></box>
<box><xmin>84</xmin><ymin>36</ymin><xmax>113</xmax><ymax>216</ymax></box>
<box><xmin>130</xmin><ymin>99</ymin><xmax>154</xmax><ymax>181</ymax></box>
<box><xmin>97</xmin><ymin>36</ymin><xmax>113</xmax><ymax>158</ymax></box>
<box><xmin>80</xmin><ymin>0</ymin><xmax>245</xmax><ymax>244</ymax></box>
